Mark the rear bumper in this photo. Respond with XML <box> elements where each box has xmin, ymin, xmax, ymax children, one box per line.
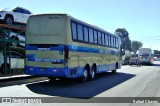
<box><xmin>24</xmin><ymin>66</ymin><xmax>68</xmax><ymax>78</ymax></box>
<box><xmin>24</xmin><ymin>66</ymin><xmax>83</xmax><ymax>78</ymax></box>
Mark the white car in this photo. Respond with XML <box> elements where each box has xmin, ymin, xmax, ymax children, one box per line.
<box><xmin>0</xmin><ymin>7</ymin><xmax>32</xmax><ymax>25</ymax></box>
<box><xmin>1</xmin><ymin>31</ymin><xmax>25</xmax><ymax>47</ymax></box>
<box><xmin>0</xmin><ymin>51</ymin><xmax>24</xmax><ymax>74</ymax></box>
<box><xmin>154</xmin><ymin>57</ymin><xmax>158</xmax><ymax>61</ymax></box>
<box><xmin>9</xmin><ymin>31</ymin><xmax>25</xmax><ymax>47</ymax></box>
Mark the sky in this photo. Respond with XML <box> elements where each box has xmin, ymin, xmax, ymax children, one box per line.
<box><xmin>0</xmin><ymin>0</ymin><xmax>160</xmax><ymax>50</ymax></box>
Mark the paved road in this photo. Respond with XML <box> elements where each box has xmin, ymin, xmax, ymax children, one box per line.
<box><xmin>0</xmin><ymin>61</ymin><xmax>160</xmax><ymax>106</ymax></box>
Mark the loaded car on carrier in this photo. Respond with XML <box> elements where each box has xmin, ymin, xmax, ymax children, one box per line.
<box><xmin>0</xmin><ymin>6</ymin><xmax>32</xmax><ymax>25</ymax></box>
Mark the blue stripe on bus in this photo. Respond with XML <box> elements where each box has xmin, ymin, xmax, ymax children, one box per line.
<box><xmin>25</xmin><ymin>63</ymin><xmax>116</xmax><ymax>78</ymax></box>
<box><xmin>67</xmin><ymin>45</ymin><xmax>99</xmax><ymax>53</ymax></box>
<box><xmin>25</xmin><ymin>44</ymin><xmax>118</xmax><ymax>55</ymax></box>
<box><xmin>26</xmin><ymin>54</ymin><xmax>64</xmax><ymax>62</ymax></box>
<box><xmin>25</xmin><ymin>45</ymin><xmax>65</xmax><ymax>51</ymax></box>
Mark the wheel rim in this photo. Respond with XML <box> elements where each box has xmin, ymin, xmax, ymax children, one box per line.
<box><xmin>83</xmin><ymin>69</ymin><xmax>88</xmax><ymax>81</ymax></box>
<box><xmin>84</xmin><ymin>69</ymin><xmax>88</xmax><ymax>78</ymax></box>
<box><xmin>91</xmin><ymin>69</ymin><xmax>95</xmax><ymax>79</ymax></box>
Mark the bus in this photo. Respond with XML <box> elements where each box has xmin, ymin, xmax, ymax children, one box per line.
<box><xmin>25</xmin><ymin>14</ymin><xmax>122</xmax><ymax>82</ymax></box>
<box><xmin>138</xmin><ymin>48</ymin><xmax>154</xmax><ymax>65</ymax></box>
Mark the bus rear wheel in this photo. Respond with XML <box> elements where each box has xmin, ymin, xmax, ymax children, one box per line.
<box><xmin>80</xmin><ymin>67</ymin><xmax>89</xmax><ymax>82</ymax></box>
<box><xmin>89</xmin><ymin>66</ymin><xmax>96</xmax><ymax>80</ymax></box>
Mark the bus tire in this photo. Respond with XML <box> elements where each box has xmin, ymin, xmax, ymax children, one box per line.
<box><xmin>80</xmin><ymin>67</ymin><xmax>89</xmax><ymax>82</ymax></box>
<box><xmin>89</xmin><ymin>65</ymin><xmax>96</xmax><ymax>80</ymax></box>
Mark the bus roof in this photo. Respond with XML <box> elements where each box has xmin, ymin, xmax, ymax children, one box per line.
<box><xmin>30</xmin><ymin>13</ymin><xmax>118</xmax><ymax>38</ymax></box>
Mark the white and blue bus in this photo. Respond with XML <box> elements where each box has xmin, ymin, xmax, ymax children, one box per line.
<box><xmin>25</xmin><ymin>14</ymin><xmax>122</xmax><ymax>82</ymax></box>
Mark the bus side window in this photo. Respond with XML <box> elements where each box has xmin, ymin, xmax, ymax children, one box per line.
<box><xmin>84</xmin><ymin>27</ymin><xmax>89</xmax><ymax>42</ymax></box>
<box><xmin>113</xmin><ymin>37</ymin><xmax>116</xmax><ymax>47</ymax></box>
<box><xmin>89</xmin><ymin>28</ymin><xmax>94</xmax><ymax>43</ymax></box>
<box><xmin>94</xmin><ymin>30</ymin><xmax>98</xmax><ymax>44</ymax></box>
<box><xmin>98</xmin><ymin>32</ymin><xmax>102</xmax><ymax>45</ymax></box>
<box><xmin>116</xmin><ymin>38</ymin><xmax>118</xmax><ymax>48</ymax></box>
<box><xmin>108</xmin><ymin>35</ymin><xmax>111</xmax><ymax>47</ymax></box>
<box><xmin>111</xmin><ymin>36</ymin><xmax>113</xmax><ymax>47</ymax></box>
<box><xmin>105</xmin><ymin>34</ymin><xmax>109</xmax><ymax>46</ymax></box>
<box><xmin>102</xmin><ymin>33</ymin><xmax>105</xmax><ymax>45</ymax></box>
<box><xmin>71</xmin><ymin>22</ymin><xmax>77</xmax><ymax>40</ymax></box>
<box><xmin>77</xmin><ymin>24</ymin><xmax>83</xmax><ymax>41</ymax></box>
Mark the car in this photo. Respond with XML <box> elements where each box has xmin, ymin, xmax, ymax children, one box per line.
<box><xmin>8</xmin><ymin>31</ymin><xmax>25</xmax><ymax>47</ymax></box>
<box><xmin>0</xmin><ymin>31</ymin><xmax>25</xmax><ymax>47</ymax></box>
<box><xmin>0</xmin><ymin>6</ymin><xmax>32</xmax><ymax>25</ymax></box>
<box><xmin>129</xmin><ymin>57</ymin><xmax>141</xmax><ymax>66</ymax></box>
<box><xmin>0</xmin><ymin>51</ymin><xmax>24</xmax><ymax>74</ymax></box>
<box><xmin>154</xmin><ymin>57</ymin><xmax>158</xmax><ymax>61</ymax></box>
<box><xmin>123</xmin><ymin>58</ymin><xmax>130</xmax><ymax>65</ymax></box>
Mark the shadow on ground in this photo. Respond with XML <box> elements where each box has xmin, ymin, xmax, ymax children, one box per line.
<box><xmin>26</xmin><ymin>72</ymin><xmax>136</xmax><ymax>99</ymax></box>
<box><xmin>151</xmin><ymin>62</ymin><xmax>160</xmax><ymax>67</ymax></box>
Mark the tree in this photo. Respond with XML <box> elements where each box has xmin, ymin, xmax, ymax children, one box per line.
<box><xmin>154</xmin><ymin>50</ymin><xmax>159</xmax><ymax>55</ymax></box>
<box><xmin>115</xmin><ymin>28</ymin><xmax>132</xmax><ymax>51</ymax></box>
<box><xmin>131</xmin><ymin>40</ymin><xmax>143</xmax><ymax>55</ymax></box>
<box><xmin>154</xmin><ymin>50</ymin><xmax>160</xmax><ymax>57</ymax></box>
